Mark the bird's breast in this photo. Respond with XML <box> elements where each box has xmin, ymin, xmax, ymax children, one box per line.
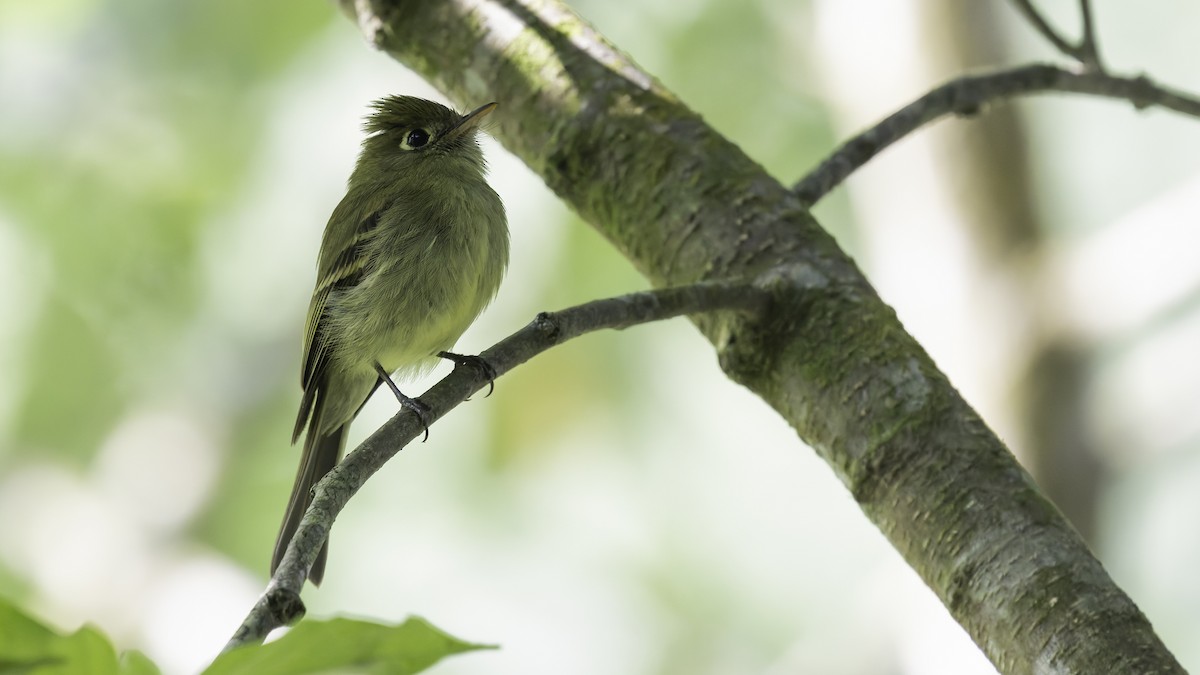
<box><xmin>327</xmin><ymin>188</ymin><xmax>508</xmax><ymax>377</ymax></box>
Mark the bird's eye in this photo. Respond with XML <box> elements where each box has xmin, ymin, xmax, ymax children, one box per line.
<box><xmin>401</xmin><ymin>128</ymin><xmax>431</xmax><ymax>150</ymax></box>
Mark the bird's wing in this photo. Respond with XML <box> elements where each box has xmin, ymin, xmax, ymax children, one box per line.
<box><xmin>293</xmin><ymin>193</ymin><xmax>388</xmax><ymax>441</ymax></box>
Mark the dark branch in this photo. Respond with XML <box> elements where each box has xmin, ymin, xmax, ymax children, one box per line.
<box><xmin>793</xmin><ymin>64</ymin><xmax>1200</xmax><ymax>206</ymax></box>
<box><xmin>1009</xmin><ymin>0</ymin><xmax>1079</xmax><ymax>61</ymax></box>
<box><xmin>1009</xmin><ymin>0</ymin><xmax>1103</xmax><ymax>70</ymax></box>
<box><xmin>223</xmin><ymin>280</ymin><xmax>771</xmax><ymax>651</ymax></box>
<box><xmin>1077</xmin><ymin>0</ymin><xmax>1103</xmax><ymax>71</ymax></box>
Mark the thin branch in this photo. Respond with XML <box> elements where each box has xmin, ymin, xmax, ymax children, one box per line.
<box><xmin>223</xmin><ymin>280</ymin><xmax>772</xmax><ymax>651</ymax></box>
<box><xmin>1009</xmin><ymin>0</ymin><xmax>1103</xmax><ymax>70</ymax></box>
<box><xmin>793</xmin><ymin>64</ymin><xmax>1200</xmax><ymax>206</ymax></box>
<box><xmin>1077</xmin><ymin>0</ymin><xmax>1103</xmax><ymax>71</ymax></box>
<box><xmin>1009</xmin><ymin>0</ymin><xmax>1077</xmax><ymax>58</ymax></box>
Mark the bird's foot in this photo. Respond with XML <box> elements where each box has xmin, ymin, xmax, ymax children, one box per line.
<box><xmin>437</xmin><ymin>351</ymin><xmax>497</xmax><ymax>398</ymax></box>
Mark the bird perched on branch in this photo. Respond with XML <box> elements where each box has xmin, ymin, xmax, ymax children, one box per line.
<box><xmin>272</xmin><ymin>96</ymin><xmax>509</xmax><ymax>585</ymax></box>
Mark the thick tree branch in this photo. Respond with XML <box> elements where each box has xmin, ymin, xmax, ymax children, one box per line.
<box><xmin>225</xmin><ymin>281</ymin><xmax>770</xmax><ymax>650</ymax></box>
<box><xmin>793</xmin><ymin>64</ymin><xmax>1200</xmax><ymax>206</ymax></box>
<box><xmin>314</xmin><ymin>1</ymin><xmax>1190</xmax><ymax>672</ymax></box>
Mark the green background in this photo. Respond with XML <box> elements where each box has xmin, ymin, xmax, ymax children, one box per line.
<box><xmin>2</xmin><ymin>0</ymin><xmax>1199</xmax><ymax>673</ymax></box>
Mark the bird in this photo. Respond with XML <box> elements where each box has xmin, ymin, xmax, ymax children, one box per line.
<box><xmin>271</xmin><ymin>96</ymin><xmax>509</xmax><ymax>585</ymax></box>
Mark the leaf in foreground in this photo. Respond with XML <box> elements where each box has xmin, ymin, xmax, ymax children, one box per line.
<box><xmin>0</xmin><ymin>594</ymin><xmax>157</xmax><ymax>675</ymax></box>
<box><xmin>206</xmin><ymin>616</ymin><xmax>493</xmax><ymax>675</ymax></box>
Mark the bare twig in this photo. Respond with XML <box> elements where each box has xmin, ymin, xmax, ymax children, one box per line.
<box><xmin>1009</xmin><ymin>0</ymin><xmax>1104</xmax><ymax>70</ymax></box>
<box><xmin>1077</xmin><ymin>0</ymin><xmax>1103</xmax><ymax>71</ymax></box>
<box><xmin>793</xmin><ymin>64</ymin><xmax>1200</xmax><ymax>206</ymax></box>
<box><xmin>1010</xmin><ymin>0</ymin><xmax>1078</xmax><ymax>59</ymax></box>
<box><xmin>223</xmin><ymin>280</ymin><xmax>771</xmax><ymax>651</ymax></box>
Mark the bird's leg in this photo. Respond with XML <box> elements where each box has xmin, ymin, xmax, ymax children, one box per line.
<box><xmin>373</xmin><ymin>362</ymin><xmax>431</xmax><ymax>442</ymax></box>
<box><xmin>437</xmin><ymin>351</ymin><xmax>497</xmax><ymax>397</ymax></box>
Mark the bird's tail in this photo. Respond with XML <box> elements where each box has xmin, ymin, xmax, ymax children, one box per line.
<box><xmin>271</xmin><ymin>388</ymin><xmax>346</xmax><ymax>586</ymax></box>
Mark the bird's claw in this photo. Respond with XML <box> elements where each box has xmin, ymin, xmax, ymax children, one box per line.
<box><xmin>437</xmin><ymin>351</ymin><xmax>497</xmax><ymax>398</ymax></box>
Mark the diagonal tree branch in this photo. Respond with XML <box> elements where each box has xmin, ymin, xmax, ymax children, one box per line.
<box><xmin>225</xmin><ymin>280</ymin><xmax>771</xmax><ymax>650</ymax></box>
<box><xmin>792</xmin><ymin>63</ymin><xmax>1200</xmax><ymax>206</ymax></box>
<box><xmin>257</xmin><ymin>0</ymin><xmax>1185</xmax><ymax>671</ymax></box>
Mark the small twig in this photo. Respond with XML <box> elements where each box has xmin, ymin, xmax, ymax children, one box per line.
<box><xmin>1009</xmin><ymin>0</ymin><xmax>1103</xmax><ymax>71</ymax></box>
<box><xmin>222</xmin><ymin>280</ymin><xmax>771</xmax><ymax>652</ymax></box>
<box><xmin>793</xmin><ymin>64</ymin><xmax>1200</xmax><ymax>206</ymax></box>
<box><xmin>1077</xmin><ymin>0</ymin><xmax>1103</xmax><ymax>72</ymax></box>
<box><xmin>1009</xmin><ymin>0</ymin><xmax>1078</xmax><ymax>60</ymax></box>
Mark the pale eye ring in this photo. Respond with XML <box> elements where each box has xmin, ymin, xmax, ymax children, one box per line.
<box><xmin>401</xmin><ymin>128</ymin><xmax>431</xmax><ymax>150</ymax></box>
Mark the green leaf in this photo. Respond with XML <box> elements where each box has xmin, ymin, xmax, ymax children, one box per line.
<box><xmin>0</xmin><ymin>595</ymin><xmax>120</xmax><ymax>675</ymax></box>
<box><xmin>118</xmin><ymin>651</ymin><xmax>163</xmax><ymax>675</ymax></box>
<box><xmin>206</xmin><ymin>616</ymin><xmax>493</xmax><ymax>675</ymax></box>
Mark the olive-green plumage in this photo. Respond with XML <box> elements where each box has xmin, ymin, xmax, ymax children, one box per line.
<box><xmin>272</xmin><ymin>97</ymin><xmax>509</xmax><ymax>584</ymax></box>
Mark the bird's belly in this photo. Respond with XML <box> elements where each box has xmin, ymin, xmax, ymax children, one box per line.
<box><xmin>371</xmin><ymin>301</ymin><xmax>474</xmax><ymax>373</ymax></box>
<box><xmin>329</xmin><ymin>231</ymin><xmax>501</xmax><ymax>379</ymax></box>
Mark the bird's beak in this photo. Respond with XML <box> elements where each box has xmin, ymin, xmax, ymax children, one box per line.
<box><xmin>446</xmin><ymin>102</ymin><xmax>498</xmax><ymax>138</ymax></box>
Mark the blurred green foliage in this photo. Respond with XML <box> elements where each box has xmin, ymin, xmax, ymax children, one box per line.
<box><xmin>8</xmin><ymin>0</ymin><xmax>1198</xmax><ymax>674</ymax></box>
<box><xmin>0</xmin><ymin>0</ymin><xmax>333</xmax><ymax>461</ymax></box>
<box><xmin>0</xmin><ymin>592</ymin><xmax>141</xmax><ymax>674</ymax></box>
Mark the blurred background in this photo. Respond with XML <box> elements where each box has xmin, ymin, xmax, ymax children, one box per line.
<box><xmin>2</xmin><ymin>0</ymin><xmax>1199</xmax><ymax>673</ymax></box>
